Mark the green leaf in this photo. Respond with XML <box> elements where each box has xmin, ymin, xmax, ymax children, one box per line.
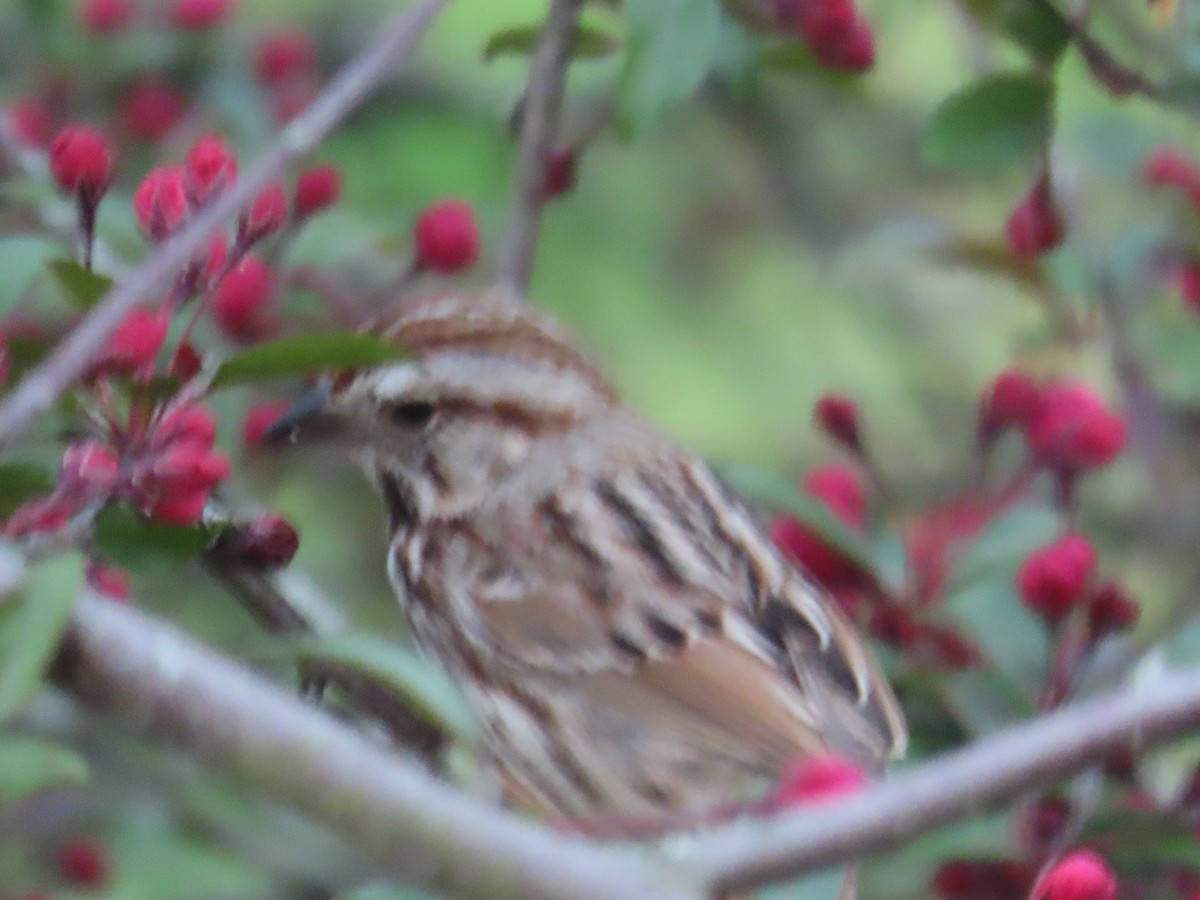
<box><xmin>47</xmin><ymin>258</ymin><xmax>114</xmax><ymax>311</ymax></box>
<box><xmin>617</xmin><ymin>0</ymin><xmax>722</xmax><ymax>136</ymax></box>
<box><xmin>921</xmin><ymin>73</ymin><xmax>1054</xmax><ymax>172</ymax></box>
<box><xmin>484</xmin><ymin>24</ymin><xmax>619</xmax><ymax>61</ymax></box>
<box><xmin>287</xmin><ymin>633</ymin><xmax>476</xmax><ymax>743</ymax></box>
<box><xmin>944</xmin><ymin>579</ymin><xmax>1048</xmax><ymax>690</ymax></box>
<box><xmin>718</xmin><ymin>464</ymin><xmax>874</xmax><ymax>570</ymax></box>
<box><xmin>3</xmin><ymin>336</ymin><xmax>52</xmax><ymax>382</ymax></box>
<box><xmin>0</xmin><ymin>557</ymin><xmax>80</xmax><ymax>724</ymax></box>
<box><xmin>0</xmin><ymin>234</ymin><xmax>63</xmax><ymax>318</ymax></box>
<box><xmin>0</xmin><ymin>461</ymin><xmax>55</xmax><ymax>521</ymax></box>
<box><xmin>209</xmin><ymin>333</ymin><xmax>408</xmax><ymax>390</ymax></box>
<box><xmin>93</xmin><ymin>505</ymin><xmax>210</xmax><ymax>570</ymax></box>
<box><xmin>1000</xmin><ymin>0</ymin><xmax>1070</xmax><ymax>64</ymax></box>
<box><xmin>0</xmin><ymin>736</ymin><xmax>89</xmax><ymax>806</ymax></box>
<box><xmin>947</xmin><ymin>503</ymin><xmax>1059</xmax><ymax>595</ymax></box>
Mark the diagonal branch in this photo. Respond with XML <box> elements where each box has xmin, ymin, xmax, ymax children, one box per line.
<box><xmin>0</xmin><ymin>0</ymin><xmax>451</xmax><ymax>452</ymax></box>
<box><xmin>686</xmin><ymin>668</ymin><xmax>1200</xmax><ymax>895</ymax></box>
<box><xmin>495</xmin><ymin>0</ymin><xmax>586</xmax><ymax>294</ymax></box>
<box><xmin>53</xmin><ymin>592</ymin><xmax>702</xmax><ymax>900</ymax></box>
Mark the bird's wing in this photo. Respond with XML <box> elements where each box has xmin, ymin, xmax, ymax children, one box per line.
<box><xmin>423</xmin><ymin>446</ymin><xmax>903</xmax><ymax>814</ymax></box>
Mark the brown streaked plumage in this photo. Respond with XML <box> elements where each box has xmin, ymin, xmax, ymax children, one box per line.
<box><xmin>271</xmin><ymin>289</ymin><xmax>906</xmax><ymax>817</ymax></box>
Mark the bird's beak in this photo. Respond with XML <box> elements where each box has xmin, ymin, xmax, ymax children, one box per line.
<box><xmin>262</xmin><ymin>385</ymin><xmax>346</xmax><ymax>447</ymax></box>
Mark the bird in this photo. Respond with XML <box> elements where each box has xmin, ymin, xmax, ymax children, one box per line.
<box><xmin>267</xmin><ymin>288</ymin><xmax>906</xmax><ymax>821</ymax></box>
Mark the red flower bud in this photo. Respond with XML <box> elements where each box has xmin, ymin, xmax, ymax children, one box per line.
<box><xmin>978</xmin><ymin>368</ymin><xmax>1039</xmax><ymax>444</ymax></box>
<box><xmin>155</xmin><ymin>401</ymin><xmax>217</xmax><ymax>447</ymax></box>
<box><xmin>1144</xmin><ymin>147</ymin><xmax>1200</xmax><ymax>206</ymax></box>
<box><xmin>1006</xmin><ymin>174</ymin><xmax>1065</xmax><ymax>259</ymax></box>
<box><xmin>212</xmin><ymin>255</ymin><xmax>278</xmax><ymax>344</ymax></box>
<box><xmin>240</xmin><ymin>182</ymin><xmax>288</xmax><ymax>242</ymax></box>
<box><xmin>185</xmin><ymin>134</ymin><xmax>237</xmax><ymax>204</ymax></box>
<box><xmin>80</xmin><ymin>0</ymin><xmax>135</xmax><ymax>33</ymax></box>
<box><xmin>119</xmin><ymin>81</ymin><xmax>186</xmax><ymax>143</ymax></box>
<box><xmin>414</xmin><ymin>200</ymin><xmax>480</xmax><ymax>274</ymax></box>
<box><xmin>149</xmin><ymin>440</ymin><xmax>230</xmax><ymax>492</ymax></box>
<box><xmin>294</xmin><ymin>164</ymin><xmax>341</xmax><ymax>218</ymax></box>
<box><xmin>770</xmin><ymin>465</ymin><xmax>866</xmax><ymax>585</ymax></box>
<box><xmin>169</xmin><ymin>0</ymin><xmax>233</xmax><ymax>30</ymax></box>
<box><xmin>242</xmin><ymin>400</ymin><xmax>292</xmax><ymax>448</ymax></box>
<box><xmin>1032</xmin><ymin>850</ymin><xmax>1117</xmax><ymax>900</ymax></box>
<box><xmin>806</xmin><ymin>464</ymin><xmax>867</xmax><ymax>528</ymax></box>
<box><xmin>3</xmin><ymin>498</ymin><xmax>74</xmax><ymax>537</ymax></box>
<box><xmin>797</xmin><ymin>0</ymin><xmax>875</xmax><ymax>72</ymax></box>
<box><xmin>60</xmin><ymin>440</ymin><xmax>120</xmax><ymax>493</ymax></box>
<box><xmin>146</xmin><ymin>486</ymin><xmax>210</xmax><ymax>525</ymax></box>
<box><xmin>134</xmin><ymin>165</ymin><xmax>189</xmax><ymax>240</ymax></box>
<box><xmin>1017</xmin><ymin>534</ymin><xmax>1097</xmax><ymax>622</ymax></box>
<box><xmin>1024</xmin><ymin>382</ymin><xmax>1127</xmax><ymax>470</ymax></box>
<box><xmin>167</xmin><ymin>342</ymin><xmax>200</xmax><ymax>384</ymax></box>
<box><xmin>542</xmin><ymin>147</ymin><xmax>577</xmax><ymax>201</ymax></box>
<box><xmin>8</xmin><ymin>97</ymin><xmax>52</xmax><ymax>147</ymax></box>
<box><xmin>98</xmin><ymin>308</ymin><xmax>169</xmax><ymax>374</ymax></box>
<box><xmin>49</xmin><ymin>124</ymin><xmax>115</xmax><ymax>197</ymax></box>
<box><xmin>770</xmin><ymin>753</ymin><xmax>866</xmax><ymax>811</ymax></box>
<box><xmin>813</xmin><ymin>392</ymin><xmax>862</xmax><ymax>453</ymax></box>
<box><xmin>254</xmin><ymin>29</ymin><xmax>316</xmax><ymax>84</ymax></box>
<box><xmin>86</xmin><ymin>561</ymin><xmax>131</xmax><ymax>601</ymax></box>
<box><xmin>1087</xmin><ymin>583</ymin><xmax>1139</xmax><ymax>636</ymax></box>
<box><xmin>57</xmin><ymin>836</ymin><xmax>109</xmax><ymax>890</ymax></box>
<box><xmin>214</xmin><ymin>513</ymin><xmax>299</xmax><ymax>568</ymax></box>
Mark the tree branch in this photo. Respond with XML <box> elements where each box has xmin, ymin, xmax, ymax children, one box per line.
<box><xmin>45</xmin><ymin>589</ymin><xmax>1200</xmax><ymax>898</ymax></box>
<box><xmin>53</xmin><ymin>592</ymin><xmax>702</xmax><ymax>900</ymax></box>
<box><xmin>0</xmin><ymin>0</ymin><xmax>450</xmax><ymax>451</ymax></box>
<box><xmin>495</xmin><ymin>0</ymin><xmax>586</xmax><ymax>294</ymax></box>
<box><xmin>685</xmin><ymin>667</ymin><xmax>1200</xmax><ymax>895</ymax></box>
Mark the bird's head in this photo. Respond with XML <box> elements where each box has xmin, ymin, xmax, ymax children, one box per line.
<box><xmin>265</xmin><ymin>291</ymin><xmax>619</xmax><ymax>519</ymax></box>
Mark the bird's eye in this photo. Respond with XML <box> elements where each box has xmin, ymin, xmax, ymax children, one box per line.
<box><xmin>388</xmin><ymin>400</ymin><xmax>436</xmax><ymax>429</ymax></box>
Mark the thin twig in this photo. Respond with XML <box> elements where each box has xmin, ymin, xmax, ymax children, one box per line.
<box><xmin>684</xmin><ymin>666</ymin><xmax>1200</xmax><ymax>895</ymax></box>
<box><xmin>495</xmin><ymin>0</ymin><xmax>586</xmax><ymax>294</ymax></box>
<box><xmin>53</xmin><ymin>592</ymin><xmax>701</xmax><ymax>900</ymax></box>
<box><xmin>203</xmin><ymin>554</ymin><xmax>450</xmax><ymax>762</ymax></box>
<box><xmin>0</xmin><ymin>0</ymin><xmax>451</xmax><ymax>452</ymax></box>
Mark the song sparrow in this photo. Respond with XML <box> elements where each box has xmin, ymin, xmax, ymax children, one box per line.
<box><xmin>268</xmin><ymin>290</ymin><xmax>906</xmax><ymax>818</ymax></box>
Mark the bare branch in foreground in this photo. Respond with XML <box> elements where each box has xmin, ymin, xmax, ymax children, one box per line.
<box><xmin>54</xmin><ymin>592</ymin><xmax>701</xmax><ymax>900</ymax></box>
<box><xmin>683</xmin><ymin>668</ymin><xmax>1200</xmax><ymax>895</ymax></box>
<box><xmin>0</xmin><ymin>0</ymin><xmax>451</xmax><ymax>451</ymax></box>
<box><xmin>495</xmin><ymin>0</ymin><xmax>586</xmax><ymax>294</ymax></box>
<box><xmin>50</xmin><ymin>589</ymin><xmax>1200</xmax><ymax>899</ymax></box>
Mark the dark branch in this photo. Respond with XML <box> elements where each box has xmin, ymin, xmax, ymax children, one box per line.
<box><xmin>203</xmin><ymin>555</ymin><xmax>450</xmax><ymax>762</ymax></box>
<box><xmin>495</xmin><ymin>0</ymin><xmax>586</xmax><ymax>294</ymax></box>
<box><xmin>0</xmin><ymin>0</ymin><xmax>450</xmax><ymax>451</ymax></box>
<box><xmin>53</xmin><ymin>592</ymin><xmax>702</xmax><ymax>900</ymax></box>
